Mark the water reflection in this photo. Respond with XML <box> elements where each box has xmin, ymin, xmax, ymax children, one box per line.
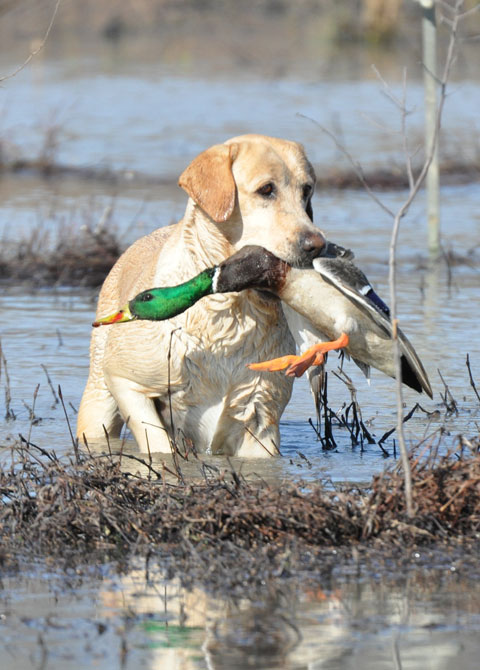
<box><xmin>3</xmin><ymin>559</ymin><xmax>480</xmax><ymax>670</ymax></box>
<box><xmin>99</xmin><ymin>564</ymin><xmax>480</xmax><ymax>670</ymax></box>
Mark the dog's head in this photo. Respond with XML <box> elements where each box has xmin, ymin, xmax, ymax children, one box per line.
<box><xmin>178</xmin><ymin>134</ymin><xmax>325</xmax><ymax>267</ymax></box>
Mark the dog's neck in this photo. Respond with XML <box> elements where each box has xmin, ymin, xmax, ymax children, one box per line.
<box><xmin>180</xmin><ymin>200</ymin><xmax>236</xmax><ymax>270</ymax></box>
<box><xmin>174</xmin><ymin>199</ymin><xmax>281</xmax><ymax>321</ymax></box>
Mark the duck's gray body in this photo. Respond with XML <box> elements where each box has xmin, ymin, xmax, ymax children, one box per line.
<box><xmin>216</xmin><ymin>245</ymin><xmax>432</xmax><ymax>396</ymax></box>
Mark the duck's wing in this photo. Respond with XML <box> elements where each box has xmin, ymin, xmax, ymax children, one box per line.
<box><xmin>312</xmin><ymin>258</ymin><xmax>433</xmax><ymax>398</ymax></box>
<box><xmin>314</xmin><ymin>258</ymin><xmax>390</xmax><ymax>323</ymax></box>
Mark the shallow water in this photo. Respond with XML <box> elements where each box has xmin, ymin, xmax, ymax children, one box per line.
<box><xmin>1</xmin><ymin>17</ymin><xmax>480</xmax><ymax>668</ymax></box>
<box><xmin>2</xmin><ymin>556</ymin><xmax>480</xmax><ymax>670</ymax></box>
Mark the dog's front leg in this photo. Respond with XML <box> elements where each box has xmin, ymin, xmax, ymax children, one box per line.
<box><xmin>106</xmin><ymin>375</ymin><xmax>172</xmax><ymax>453</ymax></box>
<box><xmin>209</xmin><ymin>393</ymin><xmax>286</xmax><ymax>458</ymax></box>
<box><xmin>235</xmin><ymin>423</ymin><xmax>282</xmax><ymax>458</ymax></box>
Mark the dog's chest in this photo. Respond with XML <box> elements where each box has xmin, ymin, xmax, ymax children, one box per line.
<box><xmin>184</xmin><ymin>292</ymin><xmax>275</xmax><ymax>352</ymax></box>
<box><xmin>104</xmin><ymin>291</ymin><xmax>292</xmax><ymax>396</ymax></box>
<box><xmin>178</xmin><ymin>292</ymin><xmax>290</xmax><ymax>380</ymax></box>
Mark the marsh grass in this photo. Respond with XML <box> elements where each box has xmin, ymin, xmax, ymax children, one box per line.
<box><xmin>0</xmin><ymin>219</ymin><xmax>122</xmax><ymax>287</ymax></box>
<box><xmin>1</xmin><ymin>428</ymin><xmax>479</xmax><ymax>575</ymax></box>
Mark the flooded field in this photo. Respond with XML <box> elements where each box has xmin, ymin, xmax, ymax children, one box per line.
<box><xmin>1</xmin><ymin>3</ymin><xmax>480</xmax><ymax>668</ymax></box>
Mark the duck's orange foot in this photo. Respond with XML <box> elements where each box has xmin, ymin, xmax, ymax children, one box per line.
<box><xmin>248</xmin><ymin>333</ymin><xmax>349</xmax><ymax>378</ymax></box>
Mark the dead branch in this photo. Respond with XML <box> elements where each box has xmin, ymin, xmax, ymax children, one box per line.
<box><xmin>0</xmin><ymin>0</ymin><xmax>62</xmax><ymax>84</ymax></box>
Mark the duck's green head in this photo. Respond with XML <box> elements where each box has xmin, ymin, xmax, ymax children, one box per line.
<box><xmin>92</xmin><ymin>246</ymin><xmax>291</xmax><ymax>329</ymax></box>
<box><xmin>92</xmin><ymin>288</ymin><xmax>178</xmax><ymax>327</ymax></box>
<box><xmin>92</xmin><ymin>270</ymin><xmax>216</xmax><ymax>327</ymax></box>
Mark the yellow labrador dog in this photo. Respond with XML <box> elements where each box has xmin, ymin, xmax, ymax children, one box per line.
<box><xmin>77</xmin><ymin>134</ymin><xmax>326</xmax><ymax>457</ymax></box>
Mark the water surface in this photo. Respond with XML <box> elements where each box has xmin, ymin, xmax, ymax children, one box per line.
<box><xmin>2</xmin><ymin>556</ymin><xmax>480</xmax><ymax>670</ymax></box>
<box><xmin>1</xmin><ymin>185</ymin><xmax>478</xmax><ymax>484</ymax></box>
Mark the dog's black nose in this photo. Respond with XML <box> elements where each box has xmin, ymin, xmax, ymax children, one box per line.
<box><xmin>302</xmin><ymin>230</ymin><xmax>326</xmax><ymax>258</ymax></box>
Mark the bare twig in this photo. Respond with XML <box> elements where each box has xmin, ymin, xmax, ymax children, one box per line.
<box><xmin>26</xmin><ymin>383</ymin><xmax>40</xmax><ymax>444</ymax></box>
<box><xmin>244</xmin><ymin>425</ymin><xmax>280</xmax><ymax>457</ymax></box>
<box><xmin>300</xmin><ymin>3</ymin><xmax>467</xmax><ymax>516</ymax></box>
<box><xmin>297</xmin><ymin>114</ymin><xmax>396</xmax><ymax>219</ymax></box>
<box><xmin>371</xmin><ymin>65</ymin><xmax>416</xmax><ymax>190</ymax></box>
<box><xmin>466</xmin><ymin>354</ymin><xmax>480</xmax><ymax>404</ymax></box>
<box><xmin>438</xmin><ymin>369</ymin><xmax>458</xmax><ymax>415</ymax></box>
<box><xmin>103</xmin><ymin>423</ymin><xmax>113</xmax><ymax>458</ymax></box>
<box><xmin>115</xmin><ymin>452</ymin><xmax>164</xmax><ymax>480</ymax></box>
<box><xmin>18</xmin><ymin>433</ymin><xmax>58</xmax><ymax>463</ymax></box>
<box><xmin>0</xmin><ymin>340</ymin><xmax>15</xmax><ymax>420</ymax></box>
<box><xmin>41</xmin><ymin>364</ymin><xmax>59</xmax><ymax>405</ymax></box>
<box><xmin>58</xmin><ymin>385</ymin><xmax>79</xmax><ymax>462</ymax></box>
<box><xmin>0</xmin><ymin>0</ymin><xmax>62</xmax><ymax>83</ymax></box>
<box><xmin>166</xmin><ymin>328</ymin><xmax>185</xmax><ymax>482</ymax></box>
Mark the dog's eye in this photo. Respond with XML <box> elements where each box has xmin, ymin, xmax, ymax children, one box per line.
<box><xmin>139</xmin><ymin>292</ymin><xmax>154</xmax><ymax>302</ymax></box>
<box><xmin>257</xmin><ymin>182</ymin><xmax>275</xmax><ymax>198</ymax></box>
<box><xmin>302</xmin><ymin>184</ymin><xmax>313</xmax><ymax>200</ymax></box>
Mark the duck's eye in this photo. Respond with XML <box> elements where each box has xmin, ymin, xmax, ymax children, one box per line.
<box><xmin>302</xmin><ymin>184</ymin><xmax>313</xmax><ymax>200</ymax></box>
<box><xmin>257</xmin><ymin>182</ymin><xmax>275</xmax><ymax>198</ymax></box>
<box><xmin>139</xmin><ymin>292</ymin><xmax>154</xmax><ymax>302</ymax></box>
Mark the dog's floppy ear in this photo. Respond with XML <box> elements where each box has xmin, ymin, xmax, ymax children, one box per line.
<box><xmin>178</xmin><ymin>144</ymin><xmax>238</xmax><ymax>223</ymax></box>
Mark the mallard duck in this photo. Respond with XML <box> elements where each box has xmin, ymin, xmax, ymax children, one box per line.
<box><xmin>94</xmin><ymin>244</ymin><xmax>432</xmax><ymax>397</ymax></box>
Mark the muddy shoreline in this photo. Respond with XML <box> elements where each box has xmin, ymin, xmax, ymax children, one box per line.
<box><xmin>2</xmin><ymin>422</ymin><xmax>480</xmax><ymax>668</ymax></box>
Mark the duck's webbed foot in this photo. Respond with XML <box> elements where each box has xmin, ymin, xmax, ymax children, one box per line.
<box><xmin>248</xmin><ymin>333</ymin><xmax>349</xmax><ymax>378</ymax></box>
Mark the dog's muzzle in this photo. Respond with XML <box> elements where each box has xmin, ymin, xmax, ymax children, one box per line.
<box><xmin>298</xmin><ymin>229</ymin><xmax>326</xmax><ymax>265</ymax></box>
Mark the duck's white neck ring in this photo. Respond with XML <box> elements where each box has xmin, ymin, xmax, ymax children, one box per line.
<box><xmin>211</xmin><ymin>266</ymin><xmax>221</xmax><ymax>294</ymax></box>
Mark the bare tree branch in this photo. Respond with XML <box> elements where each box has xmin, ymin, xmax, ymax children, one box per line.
<box><xmin>388</xmin><ymin>0</ymin><xmax>465</xmax><ymax>517</ymax></box>
<box><xmin>300</xmin><ymin>0</ymin><xmax>468</xmax><ymax>517</ymax></box>
<box><xmin>297</xmin><ymin>113</ymin><xmax>396</xmax><ymax>218</ymax></box>
<box><xmin>0</xmin><ymin>0</ymin><xmax>62</xmax><ymax>84</ymax></box>
<box><xmin>371</xmin><ymin>65</ymin><xmax>416</xmax><ymax>190</ymax></box>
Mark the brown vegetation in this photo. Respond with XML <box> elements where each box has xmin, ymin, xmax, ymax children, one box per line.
<box><xmin>1</xmin><ymin>434</ymin><xmax>479</xmax><ymax>574</ymax></box>
<box><xmin>0</xmin><ymin>223</ymin><xmax>122</xmax><ymax>287</ymax></box>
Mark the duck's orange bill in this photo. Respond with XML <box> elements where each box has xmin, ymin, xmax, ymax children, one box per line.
<box><xmin>248</xmin><ymin>332</ymin><xmax>349</xmax><ymax>378</ymax></box>
<box><xmin>92</xmin><ymin>305</ymin><xmax>134</xmax><ymax>327</ymax></box>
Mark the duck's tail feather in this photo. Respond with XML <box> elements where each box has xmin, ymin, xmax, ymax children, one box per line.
<box><xmin>401</xmin><ymin>355</ymin><xmax>423</xmax><ymax>394</ymax></box>
<box><xmin>352</xmin><ymin>357</ymin><xmax>371</xmax><ymax>382</ymax></box>
<box><xmin>398</xmin><ymin>330</ymin><xmax>433</xmax><ymax>398</ymax></box>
